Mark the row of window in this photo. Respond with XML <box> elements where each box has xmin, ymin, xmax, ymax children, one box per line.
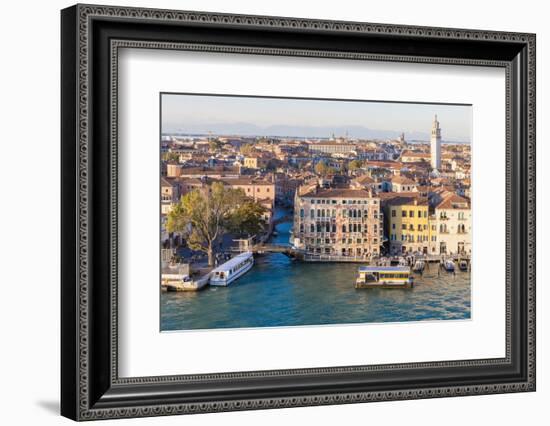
<box><xmin>300</xmin><ymin>208</ymin><xmax>378</xmax><ymax>219</ymax></box>
<box><xmin>228</xmin><ymin>257</ymin><xmax>253</xmax><ymax>275</ymax></box>
<box><xmin>376</xmin><ymin>273</ymin><xmax>409</xmax><ymax>279</ymax></box>
<box><xmin>304</xmin><ymin>238</ymin><xmax>379</xmax><ymax>245</ymax></box>
<box><xmin>392</xmin><ymin>223</ymin><xmax>428</xmax><ymax>231</ymax></box>
<box><xmin>308</xmin><ymin>199</ymin><xmax>378</xmax><ymax>205</ymax></box>
<box><xmin>439</xmin><ymin>224</ymin><xmax>467</xmax><ymax>233</ymax></box>
<box><xmin>243</xmin><ymin>187</ymin><xmax>270</xmax><ymax>193</ymax></box>
<box><xmin>389</xmin><ymin>234</ymin><xmax>431</xmax><ymax>242</ymax></box>
<box><xmin>304</xmin><ymin>247</ymin><xmax>379</xmax><ymax>255</ymax></box>
<box><xmin>391</xmin><ymin>209</ymin><xmax>428</xmax><ymax>218</ymax></box>
<box><xmin>439</xmin><ymin>212</ymin><xmax>467</xmax><ymax>219</ymax></box>
<box><xmin>390</xmin><ymin>210</ymin><xmax>468</xmax><ymax>220</ymax></box>
<box><xmin>299</xmin><ymin>223</ymin><xmax>378</xmax><ymax>233</ymax></box>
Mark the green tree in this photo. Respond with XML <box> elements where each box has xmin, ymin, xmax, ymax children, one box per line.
<box><xmin>227</xmin><ymin>201</ymin><xmax>267</xmax><ymax>237</ymax></box>
<box><xmin>348</xmin><ymin>159</ymin><xmax>363</xmax><ymax>172</ymax></box>
<box><xmin>208</xmin><ymin>138</ymin><xmax>223</xmax><ymax>152</ymax></box>
<box><xmin>314</xmin><ymin>160</ymin><xmax>329</xmax><ymax>176</ymax></box>
<box><xmin>163</xmin><ymin>152</ymin><xmax>180</xmax><ymax>162</ymax></box>
<box><xmin>166</xmin><ymin>182</ymin><xmax>265</xmax><ymax>266</ymax></box>
<box><xmin>240</xmin><ymin>144</ymin><xmax>256</xmax><ymax>156</ymax></box>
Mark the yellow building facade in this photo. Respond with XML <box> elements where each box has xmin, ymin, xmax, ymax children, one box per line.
<box><xmin>385</xmin><ymin>197</ymin><xmax>432</xmax><ymax>255</ymax></box>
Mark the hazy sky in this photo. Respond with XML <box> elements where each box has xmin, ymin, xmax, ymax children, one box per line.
<box><xmin>161</xmin><ymin>93</ymin><xmax>472</xmax><ymax>142</ymax></box>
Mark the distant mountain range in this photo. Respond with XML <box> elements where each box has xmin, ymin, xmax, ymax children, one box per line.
<box><xmin>163</xmin><ymin>122</ymin><xmax>470</xmax><ymax>143</ymax></box>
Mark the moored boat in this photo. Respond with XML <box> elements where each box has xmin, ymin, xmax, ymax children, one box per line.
<box><xmin>355</xmin><ymin>266</ymin><xmax>413</xmax><ymax>289</ymax></box>
<box><xmin>412</xmin><ymin>260</ymin><xmax>425</xmax><ymax>273</ymax></box>
<box><xmin>458</xmin><ymin>260</ymin><xmax>468</xmax><ymax>271</ymax></box>
<box><xmin>210</xmin><ymin>251</ymin><xmax>254</xmax><ymax>286</ymax></box>
<box><xmin>397</xmin><ymin>257</ymin><xmax>408</xmax><ymax>267</ymax></box>
<box><xmin>442</xmin><ymin>259</ymin><xmax>455</xmax><ymax>272</ymax></box>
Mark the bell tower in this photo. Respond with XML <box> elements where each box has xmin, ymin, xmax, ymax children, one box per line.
<box><xmin>430</xmin><ymin>115</ymin><xmax>442</xmax><ymax>169</ymax></box>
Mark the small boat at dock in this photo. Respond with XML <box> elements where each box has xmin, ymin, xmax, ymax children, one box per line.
<box><xmin>442</xmin><ymin>259</ymin><xmax>455</xmax><ymax>272</ymax></box>
<box><xmin>355</xmin><ymin>266</ymin><xmax>414</xmax><ymax>289</ymax></box>
<box><xmin>397</xmin><ymin>257</ymin><xmax>408</xmax><ymax>267</ymax></box>
<box><xmin>210</xmin><ymin>251</ymin><xmax>254</xmax><ymax>286</ymax></box>
<box><xmin>412</xmin><ymin>260</ymin><xmax>425</xmax><ymax>273</ymax></box>
<box><xmin>458</xmin><ymin>260</ymin><xmax>468</xmax><ymax>271</ymax></box>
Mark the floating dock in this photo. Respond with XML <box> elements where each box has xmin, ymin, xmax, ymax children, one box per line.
<box><xmin>161</xmin><ymin>264</ymin><xmax>211</xmax><ymax>292</ymax></box>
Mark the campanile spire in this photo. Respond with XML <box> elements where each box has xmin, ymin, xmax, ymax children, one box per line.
<box><xmin>430</xmin><ymin>115</ymin><xmax>442</xmax><ymax>169</ymax></box>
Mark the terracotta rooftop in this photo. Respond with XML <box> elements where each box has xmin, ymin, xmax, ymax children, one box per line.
<box><xmin>217</xmin><ymin>177</ymin><xmax>274</xmax><ymax>186</ymax></box>
<box><xmin>308</xmin><ymin>142</ymin><xmax>357</xmax><ymax>147</ymax></box>
<box><xmin>353</xmin><ymin>175</ymin><xmax>375</xmax><ymax>184</ymax></box>
<box><xmin>178</xmin><ymin>166</ymin><xmax>241</xmax><ymax>175</ymax></box>
<box><xmin>436</xmin><ymin>193</ymin><xmax>470</xmax><ymax>210</ymax></box>
<box><xmin>391</xmin><ymin>175</ymin><xmax>416</xmax><ymax>185</ymax></box>
<box><xmin>300</xmin><ymin>188</ymin><xmax>373</xmax><ymax>199</ymax></box>
<box><xmin>365</xmin><ymin>161</ymin><xmax>402</xmax><ymax>169</ymax></box>
<box><xmin>401</xmin><ymin>150</ymin><xmax>430</xmax><ymax>158</ymax></box>
<box><xmin>378</xmin><ymin>192</ymin><xmax>421</xmax><ymax>201</ymax></box>
<box><xmin>161</xmin><ymin>177</ymin><xmax>177</xmax><ymax>187</ymax></box>
<box><xmin>385</xmin><ymin>196</ymin><xmax>429</xmax><ymax>207</ymax></box>
<box><xmin>177</xmin><ymin>176</ymin><xmax>273</xmax><ymax>186</ymax></box>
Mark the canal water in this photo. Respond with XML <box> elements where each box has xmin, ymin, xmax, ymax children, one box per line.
<box><xmin>160</xmin><ymin>208</ymin><xmax>471</xmax><ymax>331</ymax></box>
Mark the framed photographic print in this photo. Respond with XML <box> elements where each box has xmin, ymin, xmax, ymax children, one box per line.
<box><xmin>61</xmin><ymin>4</ymin><xmax>536</xmax><ymax>421</ymax></box>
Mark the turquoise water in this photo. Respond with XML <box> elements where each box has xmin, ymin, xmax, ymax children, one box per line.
<box><xmin>160</xmin><ymin>210</ymin><xmax>471</xmax><ymax>331</ymax></box>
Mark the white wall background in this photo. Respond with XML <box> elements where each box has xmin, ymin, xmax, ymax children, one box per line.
<box><xmin>0</xmin><ymin>0</ymin><xmax>546</xmax><ymax>424</ymax></box>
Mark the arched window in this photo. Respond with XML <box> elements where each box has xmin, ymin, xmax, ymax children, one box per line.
<box><xmin>310</xmin><ymin>224</ymin><xmax>315</xmax><ymax>233</ymax></box>
<box><xmin>342</xmin><ymin>225</ymin><xmax>347</xmax><ymax>233</ymax></box>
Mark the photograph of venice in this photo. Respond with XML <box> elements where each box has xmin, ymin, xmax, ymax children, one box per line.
<box><xmin>160</xmin><ymin>94</ymin><xmax>472</xmax><ymax>331</ymax></box>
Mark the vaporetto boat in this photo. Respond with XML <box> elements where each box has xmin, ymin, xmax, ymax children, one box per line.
<box><xmin>210</xmin><ymin>251</ymin><xmax>254</xmax><ymax>286</ymax></box>
<box><xmin>355</xmin><ymin>266</ymin><xmax>414</xmax><ymax>289</ymax></box>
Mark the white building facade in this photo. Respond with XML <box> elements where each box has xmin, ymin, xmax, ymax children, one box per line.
<box><xmin>431</xmin><ymin>193</ymin><xmax>472</xmax><ymax>255</ymax></box>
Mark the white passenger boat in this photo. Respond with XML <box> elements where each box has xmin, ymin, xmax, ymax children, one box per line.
<box><xmin>355</xmin><ymin>266</ymin><xmax>414</xmax><ymax>289</ymax></box>
<box><xmin>210</xmin><ymin>252</ymin><xmax>254</xmax><ymax>286</ymax></box>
